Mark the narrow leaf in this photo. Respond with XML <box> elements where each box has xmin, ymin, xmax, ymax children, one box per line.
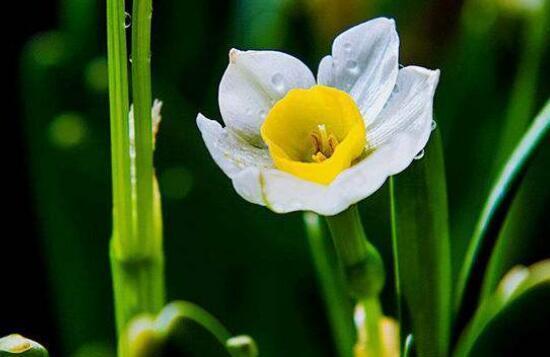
<box><xmin>452</xmin><ymin>260</ymin><xmax>550</xmax><ymax>357</ymax></box>
<box><xmin>122</xmin><ymin>301</ymin><xmax>256</xmax><ymax>357</ymax></box>
<box><xmin>390</xmin><ymin>129</ymin><xmax>452</xmax><ymax>357</ymax></box>
<box><xmin>454</xmin><ymin>99</ymin><xmax>550</xmax><ymax>319</ymax></box>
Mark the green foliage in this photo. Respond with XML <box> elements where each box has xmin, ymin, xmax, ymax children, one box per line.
<box><xmin>452</xmin><ymin>261</ymin><xmax>550</xmax><ymax>357</ymax></box>
<box><xmin>17</xmin><ymin>0</ymin><xmax>550</xmax><ymax>356</ymax></box>
<box><xmin>120</xmin><ymin>301</ymin><xmax>257</xmax><ymax>357</ymax></box>
<box><xmin>455</xmin><ymin>99</ymin><xmax>550</xmax><ymax>316</ymax></box>
<box><xmin>390</xmin><ymin>129</ymin><xmax>452</xmax><ymax>357</ymax></box>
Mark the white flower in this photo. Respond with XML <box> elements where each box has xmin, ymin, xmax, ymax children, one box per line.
<box><xmin>197</xmin><ymin>17</ymin><xmax>440</xmax><ymax>215</ymax></box>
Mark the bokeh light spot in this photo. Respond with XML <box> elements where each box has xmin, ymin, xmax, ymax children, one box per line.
<box><xmin>48</xmin><ymin>113</ymin><xmax>88</xmax><ymax>149</ymax></box>
<box><xmin>85</xmin><ymin>57</ymin><xmax>109</xmax><ymax>93</ymax></box>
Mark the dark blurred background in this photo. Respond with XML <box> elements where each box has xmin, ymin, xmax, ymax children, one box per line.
<box><xmin>4</xmin><ymin>0</ymin><xmax>549</xmax><ymax>356</ymax></box>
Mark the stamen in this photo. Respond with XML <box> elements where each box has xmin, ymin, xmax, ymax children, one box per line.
<box><xmin>312</xmin><ymin>152</ymin><xmax>328</xmax><ymax>163</ymax></box>
<box><xmin>310</xmin><ymin>124</ymin><xmax>339</xmax><ymax>162</ymax></box>
<box><xmin>328</xmin><ymin>135</ymin><xmax>338</xmax><ymax>152</ymax></box>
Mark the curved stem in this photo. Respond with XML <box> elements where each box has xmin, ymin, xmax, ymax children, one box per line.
<box><xmin>325</xmin><ymin>205</ymin><xmax>386</xmax><ymax>356</ymax></box>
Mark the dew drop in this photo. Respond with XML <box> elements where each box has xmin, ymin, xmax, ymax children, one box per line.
<box><xmin>124</xmin><ymin>12</ymin><xmax>131</xmax><ymax>29</ymax></box>
<box><xmin>129</xmin><ymin>55</ymin><xmax>133</xmax><ymax>63</ymax></box>
<box><xmin>259</xmin><ymin>109</ymin><xmax>267</xmax><ymax>118</ymax></box>
<box><xmin>394</xmin><ymin>84</ymin><xmax>400</xmax><ymax>93</ymax></box>
<box><xmin>346</xmin><ymin>60</ymin><xmax>360</xmax><ymax>75</ymax></box>
<box><xmin>343</xmin><ymin>42</ymin><xmax>352</xmax><ymax>53</ymax></box>
<box><xmin>271</xmin><ymin>73</ymin><xmax>285</xmax><ymax>93</ymax></box>
<box><xmin>431</xmin><ymin>120</ymin><xmax>437</xmax><ymax>131</ymax></box>
<box><xmin>414</xmin><ymin>149</ymin><xmax>425</xmax><ymax>160</ymax></box>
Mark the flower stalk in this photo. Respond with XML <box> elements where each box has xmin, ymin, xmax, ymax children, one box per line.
<box><xmin>326</xmin><ymin>205</ymin><xmax>385</xmax><ymax>356</ymax></box>
<box><xmin>107</xmin><ymin>0</ymin><xmax>165</xmax><ymax>354</ymax></box>
<box><xmin>304</xmin><ymin>213</ymin><xmax>354</xmax><ymax>357</ymax></box>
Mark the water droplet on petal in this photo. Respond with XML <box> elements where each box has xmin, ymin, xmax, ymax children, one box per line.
<box><xmin>124</xmin><ymin>12</ymin><xmax>132</xmax><ymax>29</ymax></box>
<box><xmin>343</xmin><ymin>43</ymin><xmax>352</xmax><ymax>53</ymax></box>
<box><xmin>346</xmin><ymin>60</ymin><xmax>359</xmax><ymax>75</ymax></box>
<box><xmin>414</xmin><ymin>149</ymin><xmax>425</xmax><ymax>160</ymax></box>
<box><xmin>271</xmin><ymin>73</ymin><xmax>285</xmax><ymax>93</ymax></box>
<box><xmin>431</xmin><ymin>120</ymin><xmax>437</xmax><ymax>131</ymax></box>
<box><xmin>259</xmin><ymin>109</ymin><xmax>266</xmax><ymax>118</ymax></box>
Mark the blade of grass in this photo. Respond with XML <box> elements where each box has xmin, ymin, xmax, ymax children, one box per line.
<box><xmin>390</xmin><ymin>129</ymin><xmax>452</xmax><ymax>357</ymax></box>
<box><xmin>480</xmin><ymin>146</ymin><xmax>550</xmax><ymax>301</ymax></box>
<box><xmin>452</xmin><ymin>260</ymin><xmax>550</xmax><ymax>357</ymax></box>
<box><xmin>480</xmin><ymin>1</ymin><xmax>549</xmax><ymax>305</ymax></box>
<box><xmin>454</xmin><ymin>99</ymin><xmax>550</xmax><ymax>321</ymax></box>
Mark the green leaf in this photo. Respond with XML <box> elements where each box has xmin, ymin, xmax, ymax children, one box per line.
<box><xmin>390</xmin><ymin>129</ymin><xmax>452</xmax><ymax>357</ymax></box>
<box><xmin>0</xmin><ymin>334</ymin><xmax>48</xmax><ymax>357</ymax></box>
<box><xmin>452</xmin><ymin>260</ymin><xmax>550</xmax><ymax>357</ymax></box>
<box><xmin>479</xmin><ymin>142</ymin><xmax>550</xmax><ymax>302</ymax></box>
<box><xmin>121</xmin><ymin>301</ymin><xmax>256</xmax><ymax>357</ymax></box>
<box><xmin>454</xmin><ymin>99</ymin><xmax>550</xmax><ymax>318</ymax></box>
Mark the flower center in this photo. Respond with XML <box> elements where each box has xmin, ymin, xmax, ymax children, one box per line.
<box><xmin>260</xmin><ymin>85</ymin><xmax>366</xmax><ymax>185</ymax></box>
<box><xmin>311</xmin><ymin>124</ymin><xmax>339</xmax><ymax>163</ymax></box>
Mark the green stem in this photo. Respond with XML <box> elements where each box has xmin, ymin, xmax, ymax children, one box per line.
<box><xmin>132</xmin><ymin>0</ymin><xmax>155</xmax><ymax>255</ymax></box>
<box><xmin>107</xmin><ymin>0</ymin><xmax>132</xmax><ymax>253</ymax></box>
<box><xmin>107</xmin><ymin>0</ymin><xmax>165</xmax><ymax>353</ymax></box>
<box><xmin>326</xmin><ymin>206</ymin><xmax>385</xmax><ymax>300</ymax></box>
<box><xmin>110</xmin><ymin>243</ymin><xmax>164</xmax><ymax>341</ymax></box>
<box><xmin>325</xmin><ymin>205</ymin><xmax>385</xmax><ymax>355</ymax></box>
<box><xmin>303</xmin><ymin>213</ymin><xmax>354</xmax><ymax>357</ymax></box>
<box><xmin>361</xmin><ymin>298</ymin><xmax>383</xmax><ymax>357</ymax></box>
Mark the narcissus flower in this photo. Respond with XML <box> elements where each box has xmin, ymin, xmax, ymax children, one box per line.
<box><xmin>197</xmin><ymin>17</ymin><xmax>440</xmax><ymax>215</ymax></box>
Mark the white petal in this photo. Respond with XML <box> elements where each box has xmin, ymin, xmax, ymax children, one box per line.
<box><xmin>229</xmin><ymin>142</ymin><xmax>404</xmax><ymax>215</ymax></box>
<box><xmin>219</xmin><ymin>49</ymin><xmax>316</xmax><ymax>146</ymax></box>
<box><xmin>317</xmin><ymin>18</ymin><xmax>399</xmax><ymax>125</ymax></box>
<box><xmin>317</xmin><ymin>55</ymin><xmax>335</xmax><ymax>86</ymax></box>
<box><xmin>196</xmin><ymin>113</ymin><xmax>272</xmax><ymax>178</ymax></box>
<box><xmin>368</xmin><ymin>66</ymin><xmax>440</xmax><ymax>172</ymax></box>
